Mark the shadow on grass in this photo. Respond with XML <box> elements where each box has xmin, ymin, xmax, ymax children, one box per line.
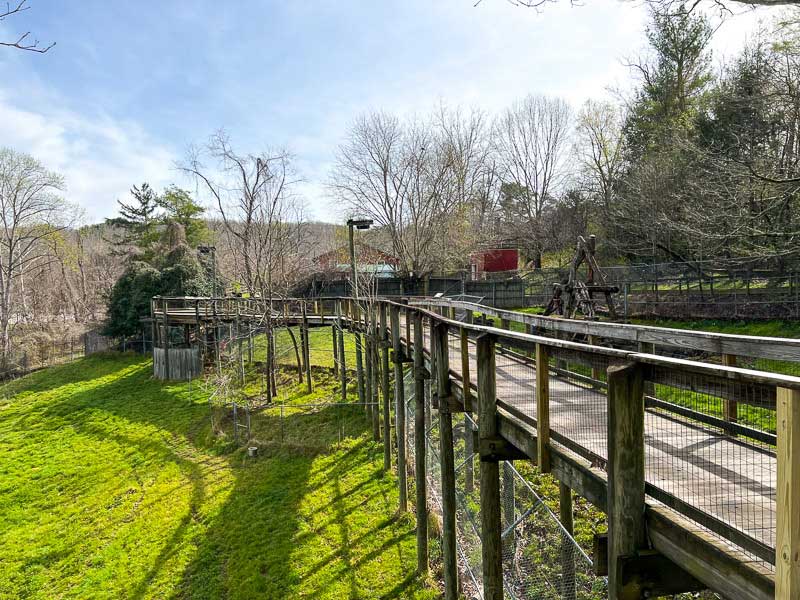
<box><xmin>5</xmin><ymin>354</ymin><xmax>428</xmax><ymax>599</ymax></box>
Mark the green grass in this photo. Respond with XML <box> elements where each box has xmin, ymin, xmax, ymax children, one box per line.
<box><xmin>0</xmin><ymin>351</ymin><xmax>435</xmax><ymax>600</ymax></box>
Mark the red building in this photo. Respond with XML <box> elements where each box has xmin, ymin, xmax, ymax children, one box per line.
<box><xmin>469</xmin><ymin>248</ymin><xmax>519</xmax><ymax>279</ymax></box>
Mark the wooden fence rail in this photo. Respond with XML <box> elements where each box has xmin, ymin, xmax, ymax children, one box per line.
<box><xmin>151</xmin><ymin>294</ymin><xmax>800</xmax><ymax>599</ymax></box>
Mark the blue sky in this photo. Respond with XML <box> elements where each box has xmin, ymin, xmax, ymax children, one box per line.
<box><xmin>0</xmin><ymin>0</ymin><xmax>771</xmax><ymax>223</ymax></box>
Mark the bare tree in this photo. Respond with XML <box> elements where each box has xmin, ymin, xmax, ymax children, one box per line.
<box><xmin>330</xmin><ymin>111</ymin><xmax>466</xmax><ymax>275</ymax></box>
<box><xmin>0</xmin><ymin>1</ymin><xmax>54</xmax><ymax>53</ymax></box>
<box><xmin>575</xmin><ymin>99</ymin><xmax>625</xmax><ymax>211</ymax></box>
<box><xmin>182</xmin><ymin>131</ymin><xmax>304</xmax><ymax>299</ymax></box>
<box><xmin>0</xmin><ymin>148</ymin><xmax>71</xmax><ymax>362</ymax></box>
<box><xmin>494</xmin><ymin>94</ymin><xmax>572</xmax><ymax>268</ymax></box>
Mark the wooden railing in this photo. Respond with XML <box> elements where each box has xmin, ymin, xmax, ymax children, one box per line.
<box><xmin>151</xmin><ymin>293</ymin><xmax>800</xmax><ymax>599</ymax></box>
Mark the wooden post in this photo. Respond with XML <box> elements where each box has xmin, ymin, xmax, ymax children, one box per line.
<box><xmin>560</xmin><ymin>482</ymin><xmax>576</xmax><ymax>600</ymax></box>
<box><xmin>477</xmin><ymin>333</ymin><xmax>503</xmax><ymax>600</ymax></box>
<box><xmin>391</xmin><ymin>304</ymin><xmax>408</xmax><ymax>511</ymax></box>
<box><xmin>777</xmin><ymin>386</ymin><xmax>800</xmax><ymax>599</ymax></box>
<box><xmin>163</xmin><ymin>298</ymin><xmax>170</xmax><ymax>380</ymax></box>
<box><xmin>606</xmin><ymin>361</ymin><xmax>646</xmax><ymax>599</ymax></box>
<box><xmin>723</xmin><ymin>353</ymin><xmax>738</xmax><ymax>425</ymax></box>
<box><xmin>413</xmin><ymin>310</ymin><xmax>428</xmax><ymax>575</ymax></box>
<box><xmin>302</xmin><ymin>304</ymin><xmax>312</xmax><ymax>393</ymax></box>
<box><xmin>460</xmin><ymin>326</ymin><xmax>472</xmax><ymax>411</ymax></box>
<box><xmin>380</xmin><ymin>303</ymin><xmax>391</xmax><ymax>471</ymax></box>
<box><xmin>536</xmin><ymin>343</ymin><xmax>551</xmax><ymax>473</ymax></box>
<box><xmin>337</xmin><ymin>302</ymin><xmax>347</xmax><ymax>402</ymax></box>
<box><xmin>434</xmin><ymin>321</ymin><xmax>458</xmax><ymax>600</ymax></box>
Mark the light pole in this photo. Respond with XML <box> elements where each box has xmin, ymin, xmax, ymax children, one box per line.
<box><xmin>346</xmin><ymin>218</ymin><xmax>373</xmax><ymax>408</ymax></box>
<box><xmin>347</xmin><ymin>218</ymin><xmax>373</xmax><ymax>300</ymax></box>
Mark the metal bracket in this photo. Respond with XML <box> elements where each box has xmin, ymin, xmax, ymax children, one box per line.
<box><xmin>593</xmin><ymin>535</ymin><xmax>705</xmax><ymax>596</ymax></box>
<box><xmin>478</xmin><ymin>436</ymin><xmax>527</xmax><ymax>462</ymax></box>
<box><xmin>432</xmin><ymin>393</ymin><xmax>464</xmax><ymax>412</ymax></box>
<box><xmin>413</xmin><ymin>366</ymin><xmax>431</xmax><ymax>380</ymax></box>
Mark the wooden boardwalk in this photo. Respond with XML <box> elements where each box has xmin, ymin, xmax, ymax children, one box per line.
<box><xmin>408</xmin><ymin>321</ymin><xmax>777</xmax><ymax>565</ymax></box>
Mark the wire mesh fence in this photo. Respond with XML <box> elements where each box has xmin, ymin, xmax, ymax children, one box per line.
<box><xmin>405</xmin><ymin>364</ymin><xmax>606</xmax><ymax>599</ymax></box>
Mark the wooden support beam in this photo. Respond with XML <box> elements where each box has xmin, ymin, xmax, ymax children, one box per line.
<box><xmin>477</xmin><ymin>333</ymin><xmax>503</xmax><ymax>600</ymax></box>
<box><xmin>412</xmin><ymin>311</ymin><xmax>428</xmax><ymax>575</ymax></box>
<box><xmin>535</xmin><ymin>343</ymin><xmax>551</xmax><ymax>473</ymax></box>
<box><xmin>464</xmin><ymin>413</ymin><xmax>474</xmax><ymax>494</ymax></box>
<box><xmin>607</xmin><ymin>361</ymin><xmax>646</xmax><ymax>599</ymax></box>
<box><xmin>433</xmin><ymin>321</ymin><xmax>458</xmax><ymax>600</ymax></box>
<box><xmin>777</xmin><ymin>386</ymin><xmax>800</xmax><ymax>599</ymax></box>
<box><xmin>390</xmin><ymin>305</ymin><xmax>408</xmax><ymax>512</ymax></box>
<box><xmin>380</xmin><ymin>303</ymin><xmax>391</xmax><ymax>471</ymax></box>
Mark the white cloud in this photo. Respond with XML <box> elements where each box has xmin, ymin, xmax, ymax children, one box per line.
<box><xmin>0</xmin><ymin>93</ymin><xmax>177</xmax><ymax>222</ymax></box>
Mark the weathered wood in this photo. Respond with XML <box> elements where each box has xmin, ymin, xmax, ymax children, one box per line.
<box><xmin>380</xmin><ymin>303</ymin><xmax>391</xmax><ymax>471</ymax></box>
<box><xmin>413</xmin><ymin>297</ymin><xmax>800</xmax><ymax>362</ymax></box>
<box><xmin>607</xmin><ymin>361</ymin><xmax>646</xmax><ymax>599</ymax></box>
<box><xmin>777</xmin><ymin>386</ymin><xmax>800</xmax><ymax>599</ymax></box>
<box><xmin>390</xmin><ymin>305</ymin><xmax>407</xmax><ymax>512</ymax></box>
<box><xmin>477</xmin><ymin>332</ymin><xmax>503</xmax><ymax>600</ymax></box>
<box><xmin>434</xmin><ymin>321</ymin><xmax>458</xmax><ymax>600</ymax></box>
<box><xmin>153</xmin><ymin>347</ymin><xmax>201</xmax><ymax>380</ymax></box>
<box><xmin>560</xmin><ymin>482</ymin><xmax>576</xmax><ymax>600</ymax></box>
<box><xmin>536</xmin><ymin>343</ymin><xmax>551</xmax><ymax>473</ymax></box>
<box><xmin>412</xmin><ymin>311</ymin><xmax>428</xmax><ymax>575</ymax></box>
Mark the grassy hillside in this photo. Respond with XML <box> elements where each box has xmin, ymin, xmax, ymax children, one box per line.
<box><xmin>0</xmin><ymin>352</ymin><xmax>435</xmax><ymax>600</ymax></box>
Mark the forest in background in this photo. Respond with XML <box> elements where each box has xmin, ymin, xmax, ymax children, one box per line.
<box><xmin>2</xmin><ymin>6</ymin><xmax>800</xmax><ymax>365</ymax></box>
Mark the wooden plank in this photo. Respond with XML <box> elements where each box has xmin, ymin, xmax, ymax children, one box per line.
<box><xmin>777</xmin><ymin>386</ymin><xmax>800</xmax><ymax>599</ymax></box>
